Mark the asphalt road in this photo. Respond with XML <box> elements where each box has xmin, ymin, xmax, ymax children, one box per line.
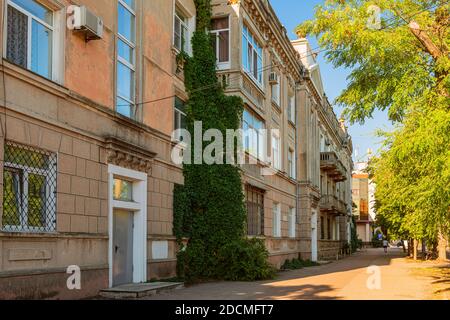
<box><xmin>144</xmin><ymin>248</ymin><xmax>435</xmax><ymax>300</ymax></box>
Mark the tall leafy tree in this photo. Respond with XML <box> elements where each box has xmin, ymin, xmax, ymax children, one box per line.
<box><xmin>369</xmin><ymin>109</ymin><xmax>450</xmax><ymax>248</ymax></box>
<box><xmin>297</xmin><ymin>0</ymin><xmax>449</xmax><ymax>260</ymax></box>
<box><xmin>297</xmin><ymin>0</ymin><xmax>449</xmax><ymax>123</ymax></box>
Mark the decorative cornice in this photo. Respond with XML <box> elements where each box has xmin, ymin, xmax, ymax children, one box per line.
<box><xmin>104</xmin><ymin>137</ymin><xmax>157</xmax><ymax>174</ymax></box>
<box><xmin>241</xmin><ymin>0</ymin><xmax>303</xmax><ymax>82</ymax></box>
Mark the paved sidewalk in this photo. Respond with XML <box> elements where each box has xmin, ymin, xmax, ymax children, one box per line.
<box><xmin>144</xmin><ymin>248</ymin><xmax>437</xmax><ymax>300</ymax></box>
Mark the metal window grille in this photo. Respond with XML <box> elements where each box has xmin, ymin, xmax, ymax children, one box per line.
<box><xmin>2</xmin><ymin>141</ymin><xmax>57</xmax><ymax>233</ymax></box>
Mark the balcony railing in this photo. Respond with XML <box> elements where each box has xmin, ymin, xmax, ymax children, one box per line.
<box><xmin>337</xmin><ymin>199</ymin><xmax>347</xmax><ymax>215</ymax></box>
<box><xmin>320</xmin><ymin>195</ymin><xmax>347</xmax><ymax>215</ymax></box>
<box><xmin>320</xmin><ymin>152</ymin><xmax>347</xmax><ymax>182</ymax></box>
<box><xmin>357</xmin><ymin>213</ymin><xmax>371</xmax><ymax>222</ymax></box>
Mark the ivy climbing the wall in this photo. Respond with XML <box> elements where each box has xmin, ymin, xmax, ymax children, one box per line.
<box><xmin>174</xmin><ymin>0</ymin><xmax>275</xmax><ymax>282</ymax></box>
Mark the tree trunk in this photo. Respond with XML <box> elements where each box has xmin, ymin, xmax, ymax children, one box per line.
<box><xmin>438</xmin><ymin>230</ymin><xmax>448</xmax><ymax>262</ymax></box>
<box><xmin>402</xmin><ymin>240</ymin><xmax>406</xmax><ymax>253</ymax></box>
<box><xmin>407</xmin><ymin>239</ymin><xmax>412</xmax><ymax>257</ymax></box>
<box><xmin>421</xmin><ymin>239</ymin><xmax>427</xmax><ymax>260</ymax></box>
<box><xmin>413</xmin><ymin>239</ymin><xmax>418</xmax><ymax>261</ymax></box>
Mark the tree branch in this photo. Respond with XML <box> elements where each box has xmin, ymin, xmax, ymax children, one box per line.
<box><xmin>408</xmin><ymin>21</ymin><xmax>444</xmax><ymax>60</ymax></box>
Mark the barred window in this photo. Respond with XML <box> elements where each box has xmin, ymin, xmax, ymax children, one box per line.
<box><xmin>2</xmin><ymin>142</ymin><xmax>57</xmax><ymax>233</ymax></box>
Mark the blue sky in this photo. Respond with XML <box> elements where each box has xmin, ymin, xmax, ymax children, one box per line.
<box><xmin>270</xmin><ymin>0</ymin><xmax>394</xmax><ymax>161</ymax></box>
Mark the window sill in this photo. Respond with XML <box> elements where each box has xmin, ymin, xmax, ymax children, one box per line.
<box><xmin>241</xmin><ymin>69</ymin><xmax>264</xmax><ymax>93</ymax></box>
<box><xmin>0</xmin><ymin>231</ymin><xmax>108</xmax><ymax>239</ymax></box>
<box><xmin>271</xmin><ymin>100</ymin><xmax>281</xmax><ymax>112</ymax></box>
<box><xmin>243</xmin><ymin>151</ymin><xmax>271</xmax><ymax>167</ymax></box>
<box><xmin>246</xmin><ymin>235</ymin><xmax>266</xmax><ymax>240</ymax></box>
<box><xmin>2</xmin><ymin>59</ymin><xmax>67</xmax><ymax>93</ymax></box>
<box><xmin>217</xmin><ymin>62</ymin><xmax>231</xmax><ymax>71</ymax></box>
<box><xmin>3</xmin><ymin>59</ymin><xmax>172</xmax><ymax>142</ymax></box>
<box><xmin>171</xmin><ymin>46</ymin><xmax>191</xmax><ymax>57</ymax></box>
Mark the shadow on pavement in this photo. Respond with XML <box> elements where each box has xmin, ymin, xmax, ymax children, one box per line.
<box><xmin>261</xmin><ymin>284</ymin><xmax>341</xmax><ymax>300</ymax></box>
<box><xmin>145</xmin><ymin>248</ymin><xmax>404</xmax><ymax>300</ymax></box>
<box><xmin>272</xmin><ymin>248</ymin><xmax>405</xmax><ymax>282</ymax></box>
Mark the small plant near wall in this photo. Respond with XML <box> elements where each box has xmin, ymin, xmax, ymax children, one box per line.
<box><xmin>281</xmin><ymin>258</ymin><xmax>320</xmax><ymax>270</ymax></box>
<box><xmin>350</xmin><ymin>217</ymin><xmax>363</xmax><ymax>253</ymax></box>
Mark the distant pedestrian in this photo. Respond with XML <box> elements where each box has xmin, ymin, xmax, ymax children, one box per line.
<box><xmin>383</xmin><ymin>239</ymin><xmax>389</xmax><ymax>253</ymax></box>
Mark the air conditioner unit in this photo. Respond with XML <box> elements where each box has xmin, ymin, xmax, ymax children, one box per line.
<box><xmin>269</xmin><ymin>72</ymin><xmax>279</xmax><ymax>85</ymax></box>
<box><xmin>73</xmin><ymin>6</ymin><xmax>104</xmax><ymax>41</ymax></box>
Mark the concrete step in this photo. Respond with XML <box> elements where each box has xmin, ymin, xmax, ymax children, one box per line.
<box><xmin>99</xmin><ymin>282</ymin><xmax>184</xmax><ymax>299</ymax></box>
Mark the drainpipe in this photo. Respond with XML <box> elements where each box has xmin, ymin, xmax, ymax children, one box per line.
<box><xmin>294</xmin><ymin>80</ymin><xmax>301</xmax><ymax>258</ymax></box>
<box><xmin>138</xmin><ymin>2</ymin><xmax>144</xmax><ymax>122</ymax></box>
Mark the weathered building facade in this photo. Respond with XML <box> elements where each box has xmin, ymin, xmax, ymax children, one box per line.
<box><xmin>292</xmin><ymin>38</ymin><xmax>353</xmax><ymax>261</ymax></box>
<box><xmin>0</xmin><ymin>0</ymin><xmax>354</xmax><ymax>299</ymax></box>
<box><xmin>212</xmin><ymin>0</ymin><xmax>303</xmax><ymax>268</ymax></box>
<box><xmin>0</xmin><ymin>0</ymin><xmax>196</xmax><ymax>299</ymax></box>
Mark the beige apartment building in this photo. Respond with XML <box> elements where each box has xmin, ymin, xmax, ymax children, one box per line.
<box><xmin>0</xmin><ymin>0</ymin><xmax>353</xmax><ymax>299</ymax></box>
<box><xmin>211</xmin><ymin>0</ymin><xmax>303</xmax><ymax>268</ymax></box>
<box><xmin>292</xmin><ymin>38</ymin><xmax>353</xmax><ymax>261</ymax></box>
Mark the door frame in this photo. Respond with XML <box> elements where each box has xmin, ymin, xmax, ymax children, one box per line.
<box><xmin>108</xmin><ymin>164</ymin><xmax>147</xmax><ymax>288</ymax></box>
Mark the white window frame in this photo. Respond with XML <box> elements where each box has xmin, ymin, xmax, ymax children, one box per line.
<box><xmin>3</xmin><ymin>151</ymin><xmax>57</xmax><ymax>233</ymax></box>
<box><xmin>288</xmin><ymin>94</ymin><xmax>295</xmax><ymax>124</ymax></box>
<box><xmin>173</xmin><ymin>3</ymin><xmax>194</xmax><ymax>55</ymax></box>
<box><xmin>271</xmin><ymin>77</ymin><xmax>280</xmax><ymax>106</ymax></box>
<box><xmin>174</xmin><ymin>9</ymin><xmax>189</xmax><ymax>52</ymax></box>
<box><xmin>272</xmin><ymin>203</ymin><xmax>281</xmax><ymax>238</ymax></box>
<box><xmin>4</xmin><ymin>0</ymin><xmax>64</xmax><ymax>83</ymax></box>
<box><xmin>174</xmin><ymin>97</ymin><xmax>187</xmax><ymax>141</ymax></box>
<box><xmin>116</xmin><ymin>0</ymin><xmax>137</xmax><ymax>118</ymax></box>
<box><xmin>243</xmin><ymin>109</ymin><xmax>265</xmax><ymax>161</ymax></box>
<box><xmin>272</xmin><ymin>133</ymin><xmax>281</xmax><ymax>170</ymax></box>
<box><xmin>108</xmin><ymin>164</ymin><xmax>147</xmax><ymax>288</ymax></box>
<box><xmin>288</xmin><ymin>148</ymin><xmax>296</xmax><ymax>179</ymax></box>
<box><xmin>242</xmin><ymin>24</ymin><xmax>263</xmax><ymax>87</ymax></box>
<box><xmin>288</xmin><ymin>207</ymin><xmax>296</xmax><ymax>238</ymax></box>
<box><xmin>211</xmin><ymin>15</ymin><xmax>230</xmax><ymax>70</ymax></box>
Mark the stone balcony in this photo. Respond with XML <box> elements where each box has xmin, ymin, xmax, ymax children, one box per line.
<box><xmin>357</xmin><ymin>213</ymin><xmax>371</xmax><ymax>222</ymax></box>
<box><xmin>320</xmin><ymin>195</ymin><xmax>347</xmax><ymax>215</ymax></box>
<box><xmin>320</xmin><ymin>152</ymin><xmax>347</xmax><ymax>182</ymax></box>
